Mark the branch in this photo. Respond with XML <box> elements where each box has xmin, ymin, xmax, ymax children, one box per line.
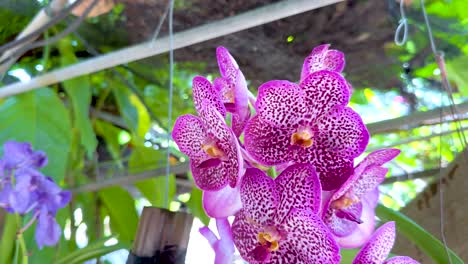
<box><xmin>0</xmin><ymin>0</ymin><xmax>343</xmax><ymax>98</ymax></box>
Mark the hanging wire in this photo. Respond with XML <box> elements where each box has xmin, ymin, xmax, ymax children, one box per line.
<box><xmin>164</xmin><ymin>0</ymin><xmax>175</xmax><ymax>208</ymax></box>
<box><xmin>419</xmin><ymin>1</ymin><xmax>468</xmax><ymax>263</ymax></box>
<box><xmin>394</xmin><ymin>0</ymin><xmax>409</xmax><ymax>46</ymax></box>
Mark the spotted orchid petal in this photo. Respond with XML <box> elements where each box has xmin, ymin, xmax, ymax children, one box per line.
<box><xmin>384</xmin><ymin>256</ymin><xmax>420</xmax><ymax>264</ymax></box>
<box><xmin>240</xmin><ymin>168</ymin><xmax>278</xmax><ymax>226</ymax></box>
<box><xmin>300</xmin><ymin>70</ymin><xmax>350</xmax><ymax>121</ymax></box>
<box><xmin>280</xmin><ymin>209</ymin><xmax>341</xmax><ymax>263</ymax></box>
<box><xmin>198</xmin><ymin>100</ymin><xmax>242</xmax><ymax>189</ymax></box>
<box><xmin>315</xmin><ymin>106</ymin><xmax>369</xmax><ymax>159</ymax></box>
<box><xmin>244</xmin><ymin>115</ymin><xmax>293</xmax><ymax>166</ymax></box>
<box><xmin>203</xmin><ymin>184</ymin><xmax>242</xmax><ymax>218</ymax></box>
<box><xmin>354</xmin><ymin>148</ymin><xmax>401</xmax><ymax>179</ymax></box>
<box><xmin>300</xmin><ymin>44</ymin><xmax>345</xmax><ymax>82</ymax></box>
<box><xmin>192</xmin><ymin>76</ymin><xmax>226</xmax><ymax>117</ymax></box>
<box><xmin>274</xmin><ymin>164</ymin><xmax>322</xmax><ymax>223</ymax></box>
<box><xmin>216</xmin><ymin>46</ymin><xmax>239</xmax><ymax>82</ymax></box>
<box><xmin>333</xmin><ymin>165</ymin><xmax>388</xmax><ymax>202</ymax></box>
<box><xmin>232</xmin><ymin>210</ymin><xmax>264</xmax><ymax>263</ymax></box>
<box><xmin>255</xmin><ymin>80</ymin><xmax>306</xmax><ymax>128</ymax></box>
<box><xmin>299</xmin><ymin>147</ymin><xmax>354</xmax><ymax>191</ymax></box>
<box><xmin>172</xmin><ymin>114</ymin><xmax>206</xmax><ymax>158</ymax></box>
<box><xmin>353</xmin><ymin>222</ymin><xmax>396</xmax><ymax>264</ymax></box>
<box><xmin>200</xmin><ymin>218</ymin><xmax>235</xmax><ymax>264</ymax></box>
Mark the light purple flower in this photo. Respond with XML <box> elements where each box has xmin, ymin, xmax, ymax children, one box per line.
<box><xmin>199</xmin><ymin>218</ymin><xmax>235</xmax><ymax>264</ymax></box>
<box><xmin>353</xmin><ymin>221</ymin><xmax>419</xmax><ymax>264</ymax></box>
<box><xmin>35</xmin><ymin>207</ymin><xmax>61</xmax><ymax>249</ymax></box>
<box><xmin>2</xmin><ymin>141</ymin><xmax>47</xmax><ymax>171</ymax></box>
<box><xmin>323</xmin><ymin>148</ymin><xmax>400</xmax><ymax>248</ymax></box>
<box><xmin>172</xmin><ymin>100</ymin><xmax>243</xmax><ymax>191</ymax></box>
<box><xmin>203</xmin><ymin>184</ymin><xmax>242</xmax><ymax>218</ymax></box>
<box><xmin>244</xmin><ymin>69</ymin><xmax>369</xmax><ymax>190</ymax></box>
<box><xmin>232</xmin><ymin>164</ymin><xmax>340</xmax><ymax>263</ymax></box>
<box><xmin>0</xmin><ymin>140</ymin><xmax>70</xmax><ymax>249</ymax></box>
<box><xmin>300</xmin><ymin>44</ymin><xmax>345</xmax><ymax>82</ymax></box>
<box><xmin>214</xmin><ymin>46</ymin><xmax>250</xmax><ymax>137</ymax></box>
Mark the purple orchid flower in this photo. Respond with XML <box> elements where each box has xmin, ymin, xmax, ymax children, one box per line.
<box><xmin>199</xmin><ymin>218</ymin><xmax>235</xmax><ymax>264</ymax></box>
<box><xmin>214</xmin><ymin>46</ymin><xmax>250</xmax><ymax>137</ymax></box>
<box><xmin>232</xmin><ymin>164</ymin><xmax>341</xmax><ymax>263</ymax></box>
<box><xmin>172</xmin><ymin>100</ymin><xmax>243</xmax><ymax>192</ymax></box>
<box><xmin>300</xmin><ymin>44</ymin><xmax>345</xmax><ymax>82</ymax></box>
<box><xmin>323</xmin><ymin>148</ymin><xmax>400</xmax><ymax>248</ymax></box>
<box><xmin>244</xmin><ymin>69</ymin><xmax>369</xmax><ymax>190</ymax></box>
<box><xmin>353</xmin><ymin>221</ymin><xmax>419</xmax><ymax>264</ymax></box>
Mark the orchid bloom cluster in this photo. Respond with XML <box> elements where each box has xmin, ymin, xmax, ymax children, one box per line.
<box><xmin>0</xmin><ymin>141</ymin><xmax>71</xmax><ymax>249</ymax></box>
<box><xmin>173</xmin><ymin>45</ymin><xmax>419</xmax><ymax>263</ymax></box>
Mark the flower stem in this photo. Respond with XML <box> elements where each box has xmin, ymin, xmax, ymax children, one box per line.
<box><xmin>15</xmin><ymin>214</ymin><xmax>29</xmax><ymax>264</ymax></box>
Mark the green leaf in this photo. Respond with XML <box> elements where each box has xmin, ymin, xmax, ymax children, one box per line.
<box><xmin>0</xmin><ymin>88</ymin><xmax>72</xmax><ymax>181</ymax></box>
<box><xmin>112</xmin><ymin>82</ymin><xmax>150</xmax><ymax>140</ymax></box>
<box><xmin>376</xmin><ymin>204</ymin><xmax>464</xmax><ymax>264</ymax></box>
<box><xmin>135</xmin><ymin>177</ymin><xmax>176</xmax><ymax>209</ymax></box>
<box><xmin>0</xmin><ymin>214</ymin><xmax>17</xmax><ymax>264</ymax></box>
<box><xmin>95</xmin><ymin>120</ymin><xmax>123</xmax><ymax>164</ymax></box>
<box><xmin>340</xmin><ymin>249</ymin><xmax>359</xmax><ymax>264</ymax></box>
<box><xmin>98</xmin><ymin>187</ymin><xmax>138</xmax><ymax>242</ymax></box>
<box><xmin>129</xmin><ymin>146</ymin><xmax>175</xmax><ymax>208</ymax></box>
<box><xmin>54</xmin><ymin>237</ymin><xmax>130</xmax><ymax>264</ymax></box>
<box><xmin>58</xmin><ymin>40</ymin><xmax>97</xmax><ymax>157</ymax></box>
<box><xmin>186</xmin><ymin>187</ymin><xmax>210</xmax><ymax>226</ymax></box>
<box><xmin>445</xmin><ymin>56</ymin><xmax>468</xmax><ymax>96</ymax></box>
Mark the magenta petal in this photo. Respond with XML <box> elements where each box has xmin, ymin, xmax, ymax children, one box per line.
<box><xmin>300</xmin><ymin>70</ymin><xmax>350</xmax><ymax>121</ymax></box>
<box><xmin>281</xmin><ymin>209</ymin><xmax>341</xmax><ymax>263</ymax></box>
<box><xmin>244</xmin><ymin>115</ymin><xmax>293</xmax><ymax>166</ymax></box>
<box><xmin>299</xmin><ymin>147</ymin><xmax>354</xmax><ymax>191</ymax></box>
<box><xmin>336</xmin><ymin>196</ymin><xmax>376</xmax><ymax>248</ymax></box>
<box><xmin>274</xmin><ymin>164</ymin><xmax>322</xmax><ymax>223</ymax></box>
<box><xmin>255</xmin><ymin>80</ymin><xmax>305</xmax><ymax>128</ymax></box>
<box><xmin>191</xmin><ymin>160</ymin><xmax>228</xmax><ymax>191</ymax></box>
<box><xmin>315</xmin><ymin>106</ymin><xmax>369</xmax><ymax>159</ymax></box>
<box><xmin>384</xmin><ymin>256</ymin><xmax>420</xmax><ymax>264</ymax></box>
<box><xmin>240</xmin><ymin>168</ymin><xmax>278</xmax><ymax>225</ymax></box>
<box><xmin>348</xmin><ymin>166</ymin><xmax>388</xmax><ymax>199</ymax></box>
<box><xmin>199</xmin><ymin>226</ymin><xmax>218</xmax><ymax>246</ymax></box>
<box><xmin>203</xmin><ymin>185</ymin><xmax>242</xmax><ymax>218</ymax></box>
<box><xmin>216</xmin><ymin>46</ymin><xmax>239</xmax><ymax>81</ymax></box>
<box><xmin>354</xmin><ymin>148</ymin><xmax>401</xmax><ymax>177</ymax></box>
<box><xmin>192</xmin><ymin>76</ymin><xmax>226</xmax><ymax>117</ymax></box>
<box><xmin>199</xmin><ymin>101</ymin><xmax>242</xmax><ymax>188</ymax></box>
<box><xmin>232</xmin><ymin>210</ymin><xmax>262</xmax><ymax>263</ymax></box>
<box><xmin>172</xmin><ymin>114</ymin><xmax>206</xmax><ymax>158</ymax></box>
<box><xmin>353</xmin><ymin>222</ymin><xmax>396</xmax><ymax>264</ymax></box>
<box><xmin>300</xmin><ymin>44</ymin><xmax>345</xmax><ymax>82</ymax></box>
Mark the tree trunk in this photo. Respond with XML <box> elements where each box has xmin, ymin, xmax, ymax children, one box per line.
<box><xmin>393</xmin><ymin>148</ymin><xmax>468</xmax><ymax>262</ymax></box>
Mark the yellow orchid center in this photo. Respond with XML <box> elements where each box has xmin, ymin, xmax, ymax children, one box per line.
<box><xmin>291</xmin><ymin>127</ymin><xmax>314</xmax><ymax>148</ymax></box>
<box><xmin>257</xmin><ymin>228</ymin><xmax>281</xmax><ymax>252</ymax></box>
<box><xmin>201</xmin><ymin>142</ymin><xmax>224</xmax><ymax>158</ymax></box>
<box><xmin>331</xmin><ymin>196</ymin><xmax>358</xmax><ymax>209</ymax></box>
